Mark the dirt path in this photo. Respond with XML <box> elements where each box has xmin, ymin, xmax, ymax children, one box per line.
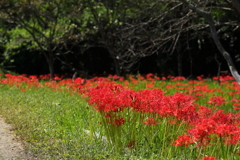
<box><xmin>0</xmin><ymin>116</ymin><xmax>31</xmax><ymax>160</ymax></box>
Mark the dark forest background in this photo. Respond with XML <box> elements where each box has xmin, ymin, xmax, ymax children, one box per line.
<box><xmin>1</xmin><ymin>0</ymin><xmax>240</xmax><ymax>78</ymax></box>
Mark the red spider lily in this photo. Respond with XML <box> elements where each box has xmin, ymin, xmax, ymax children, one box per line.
<box><xmin>170</xmin><ymin>92</ymin><xmax>195</xmax><ymax>107</ymax></box>
<box><xmin>187</xmin><ymin>119</ymin><xmax>217</xmax><ymax>146</ymax></box>
<box><xmin>108</xmin><ymin>118</ymin><xmax>126</xmax><ymax>127</ymax></box>
<box><xmin>146</xmin><ymin>73</ymin><xmax>154</xmax><ymax>78</ymax></box>
<box><xmin>126</xmin><ymin>141</ymin><xmax>136</xmax><ymax>148</ymax></box>
<box><xmin>124</xmin><ymin>80</ymin><xmax>129</xmax><ymax>86</ymax></box>
<box><xmin>174</xmin><ymin>104</ymin><xmax>199</xmax><ymax>125</ymax></box>
<box><xmin>173</xmin><ymin>134</ymin><xmax>195</xmax><ymax>147</ymax></box>
<box><xmin>155</xmin><ymin>76</ymin><xmax>160</xmax><ymax>80</ymax></box>
<box><xmin>224</xmin><ymin>128</ymin><xmax>240</xmax><ymax>145</ymax></box>
<box><xmin>214</xmin><ymin>124</ymin><xmax>236</xmax><ymax>136</ymax></box>
<box><xmin>199</xmin><ymin>156</ymin><xmax>217</xmax><ymax>160</ymax></box>
<box><xmin>146</xmin><ymin>83</ymin><xmax>154</xmax><ymax>89</ymax></box>
<box><xmin>166</xmin><ymin>84</ymin><xmax>174</xmax><ymax>89</ymax></box>
<box><xmin>29</xmin><ymin>75</ymin><xmax>39</xmax><ymax>81</ymax></box>
<box><xmin>234</xmin><ymin>106</ymin><xmax>240</xmax><ymax>110</ymax></box>
<box><xmin>38</xmin><ymin>74</ymin><xmax>50</xmax><ymax>79</ymax></box>
<box><xmin>207</xmin><ymin>96</ymin><xmax>225</xmax><ymax>107</ymax></box>
<box><xmin>20</xmin><ymin>88</ymin><xmax>26</xmax><ymax>92</ymax></box>
<box><xmin>108</xmin><ymin>74</ymin><xmax>123</xmax><ymax>81</ymax></box>
<box><xmin>233</xmin><ymin>102</ymin><xmax>240</xmax><ymax>110</ymax></box>
<box><xmin>129</xmin><ymin>76</ymin><xmax>139</xmax><ymax>85</ymax></box>
<box><xmin>44</xmin><ymin>81</ymin><xmax>61</xmax><ymax>90</ymax></box>
<box><xmin>104</xmin><ymin>112</ymin><xmax>113</xmax><ymax>118</ymax></box>
<box><xmin>143</xmin><ymin>117</ymin><xmax>160</xmax><ymax>125</ymax></box>
<box><xmin>168</xmin><ymin>119</ymin><xmax>179</xmax><ymax>125</ymax></box>
<box><xmin>211</xmin><ymin>110</ymin><xmax>234</xmax><ymax>125</ymax></box>
<box><xmin>197</xmin><ymin>75</ymin><xmax>205</xmax><ymax>80</ymax></box>
<box><xmin>161</xmin><ymin>77</ymin><xmax>166</xmax><ymax>80</ymax></box>
<box><xmin>128</xmin><ymin>89</ymin><xmax>165</xmax><ymax>113</ymax></box>
<box><xmin>197</xmin><ymin>106</ymin><xmax>212</xmax><ymax>118</ymax></box>
<box><xmin>53</xmin><ymin>76</ymin><xmax>62</xmax><ymax>81</ymax></box>
<box><xmin>87</xmin><ymin>83</ymin><xmax>129</xmax><ymax>112</ymax></box>
<box><xmin>185</xmin><ymin>110</ymin><xmax>240</xmax><ymax>145</ymax></box>
<box><xmin>159</xmin><ymin>92</ymin><xmax>200</xmax><ymax>124</ymax></box>
<box><xmin>172</xmin><ymin>76</ymin><xmax>186</xmax><ymax>81</ymax></box>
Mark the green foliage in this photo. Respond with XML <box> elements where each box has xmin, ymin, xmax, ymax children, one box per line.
<box><xmin>5</xmin><ymin>27</ymin><xmax>33</xmax><ymax>51</ymax></box>
<box><xmin>1</xmin><ymin>0</ymin><xmax>240</xmax><ymax>76</ymax></box>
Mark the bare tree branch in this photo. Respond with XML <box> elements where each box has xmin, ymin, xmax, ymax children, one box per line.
<box><xmin>179</xmin><ymin>0</ymin><xmax>240</xmax><ymax>84</ymax></box>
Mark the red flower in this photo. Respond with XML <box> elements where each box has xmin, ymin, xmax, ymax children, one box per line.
<box><xmin>214</xmin><ymin>124</ymin><xmax>235</xmax><ymax>136</ymax></box>
<box><xmin>188</xmin><ymin>119</ymin><xmax>216</xmax><ymax>145</ymax></box>
<box><xmin>104</xmin><ymin>112</ymin><xmax>113</xmax><ymax>118</ymax></box>
<box><xmin>173</xmin><ymin>134</ymin><xmax>195</xmax><ymax>147</ymax></box>
<box><xmin>198</xmin><ymin>106</ymin><xmax>212</xmax><ymax>118</ymax></box>
<box><xmin>207</xmin><ymin>96</ymin><xmax>225</xmax><ymax>107</ymax></box>
<box><xmin>20</xmin><ymin>88</ymin><xmax>26</xmax><ymax>92</ymax></box>
<box><xmin>211</xmin><ymin>110</ymin><xmax>233</xmax><ymax>125</ymax></box>
<box><xmin>54</xmin><ymin>76</ymin><xmax>61</xmax><ymax>81</ymax></box>
<box><xmin>146</xmin><ymin>83</ymin><xmax>154</xmax><ymax>89</ymax></box>
<box><xmin>143</xmin><ymin>117</ymin><xmax>159</xmax><ymax>125</ymax></box>
<box><xmin>108</xmin><ymin>118</ymin><xmax>126</xmax><ymax>127</ymax></box>
<box><xmin>199</xmin><ymin>156</ymin><xmax>217</xmax><ymax>160</ymax></box>
<box><xmin>234</xmin><ymin>107</ymin><xmax>240</xmax><ymax>110</ymax></box>
<box><xmin>235</xmin><ymin>151</ymin><xmax>240</xmax><ymax>155</ymax></box>
<box><xmin>126</xmin><ymin>141</ymin><xmax>135</xmax><ymax>148</ymax></box>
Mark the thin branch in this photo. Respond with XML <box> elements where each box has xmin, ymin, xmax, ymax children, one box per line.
<box><xmin>180</xmin><ymin>0</ymin><xmax>240</xmax><ymax>84</ymax></box>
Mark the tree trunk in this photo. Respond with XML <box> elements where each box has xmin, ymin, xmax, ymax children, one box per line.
<box><xmin>43</xmin><ymin>51</ymin><xmax>54</xmax><ymax>79</ymax></box>
<box><xmin>231</xmin><ymin>0</ymin><xmax>240</xmax><ymax>19</ymax></box>
<box><xmin>48</xmin><ymin>51</ymin><xmax>54</xmax><ymax>79</ymax></box>
<box><xmin>180</xmin><ymin>0</ymin><xmax>240</xmax><ymax>84</ymax></box>
<box><xmin>176</xmin><ymin>43</ymin><xmax>183</xmax><ymax>76</ymax></box>
<box><xmin>108</xmin><ymin>47</ymin><xmax>121</xmax><ymax>76</ymax></box>
<box><xmin>113</xmin><ymin>58</ymin><xmax>121</xmax><ymax>76</ymax></box>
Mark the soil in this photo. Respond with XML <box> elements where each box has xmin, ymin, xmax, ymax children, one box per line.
<box><xmin>0</xmin><ymin>116</ymin><xmax>33</xmax><ymax>160</ymax></box>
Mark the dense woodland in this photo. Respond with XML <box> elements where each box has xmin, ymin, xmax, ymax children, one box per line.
<box><xmin>1</xmin><ymin>0</ymin><xmax>240</xmax><ymax>79</ymax></box>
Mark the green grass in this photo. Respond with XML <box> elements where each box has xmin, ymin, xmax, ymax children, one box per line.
<box><xmin>0</xmin><ymin>78</ymin><xmax>239</xmax><ymax>159</ymax></box>
<box><xmin>0</xmin><ymin>84</ymin><xmax>197</xmax><ymax>159</ymax></box>
<box><xmin>0</xmin><ymin>84</ymin><xmax>123</xmax><ymax>159</ymax></box>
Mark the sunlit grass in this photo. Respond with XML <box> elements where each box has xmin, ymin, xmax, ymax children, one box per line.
<box><xmin>0</xmin><ymin>85</ymin><xmax>117</xmax><ymax>159</ymax></box>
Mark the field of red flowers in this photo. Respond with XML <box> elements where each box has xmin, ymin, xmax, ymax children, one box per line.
<box><xmin>1</xmin><ymin>73</ymin><xmax>240</xmax><ymax>160</ymax></box>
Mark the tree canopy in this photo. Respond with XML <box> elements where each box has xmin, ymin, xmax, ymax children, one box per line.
<box><xmin>0</xmin><ymin>0</ymin><xmax>240</xmax><ymax>80</ymax></box>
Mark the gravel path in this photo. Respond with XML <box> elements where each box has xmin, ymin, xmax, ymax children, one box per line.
<box><xmin>0</xmin><ymin>116</ymin><xmax>31</xmax><ymax>160</ymax></box>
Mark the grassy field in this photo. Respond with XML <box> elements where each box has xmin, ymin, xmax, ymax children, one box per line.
<box><xmin>0</xmin><ymin>74</ymin><xmax>240</xmax><ymax>159</ymax></box>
